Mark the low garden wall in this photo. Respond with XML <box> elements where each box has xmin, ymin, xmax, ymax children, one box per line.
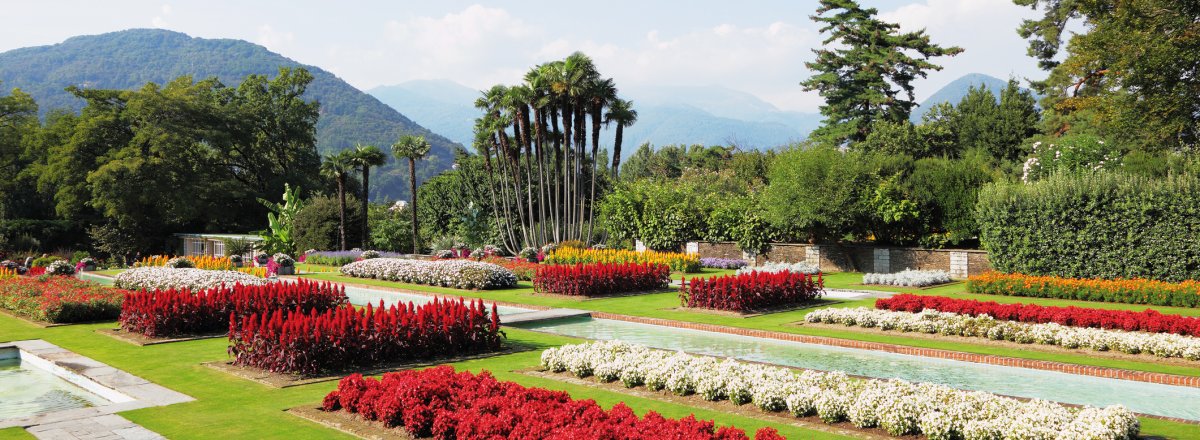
<box><xmin>683</xmin><ymin>241</ymin><xmax>991</xmax><ymax>277</ymax></box>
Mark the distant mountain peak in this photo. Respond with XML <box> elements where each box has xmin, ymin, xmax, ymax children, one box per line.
<box><xmin>911</xmin><ymin>73</ymin><xmax>1011</xmax><ymax>123</ymax></box>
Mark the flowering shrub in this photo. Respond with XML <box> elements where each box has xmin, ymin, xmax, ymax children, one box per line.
<box><xmin>228</xmin><ymin>298</ymin><xmax>502</xmax><ymax>375</ymax></box>
<box><xmin>320</xmin><ymin>365</ymin><xmax>778</xmax><ymax>440</ymax></box>
<box><xmin>434</xmin><ymin>249</ymin><xmax>455</xmax><ymax>259</ymax></box>
<box><xmin>544</xmin><ymin>248</ymin><xmax>701</xmax><ymax>273</ymax></box>
<box><xmin>542</xmin><ymin>341</ymin><xmax>1140</xmax><ymax>439</ymax></box>
<box><xmin>166</xmin><ymin>257</ymin><xmax>194</xmax><ymax>268</ymax></box>
<box><xmin>119</xmin><ymin>279</ymin><xmax>347</xmax><ymax>338</ymax></box>
<box><xmin>114</xmin><ymin>267</ymin><xmax>268</xmax><ymax>291</ymax></box>
<box><xmin>534</xmin><ymin>263</ymin><xmax>670</xmax><ymax>296</ymax></box>
<box><xmin>968</xmin><ymin>272</ymin><xmax>1200</xmax><ymax>308</ymax></box>
<box><xmin>340</xmin><ymin>258</ymin><xmax>517</xmax><ymax>290</ymax></box>
<box><xmin>700</xmin><ymin>258</ymin><xmax>747</xmax><ymax>270</ymax></box>
<box><xmin>681</xmin><ymin>271</ymin><xmax>822</xmax><ymax>313</ymax></box>
<box><xmin>360</xmin><ymin>250</ymin><xmax>380</xmax><ymax>259</ymax></box>
<box><xmin>805</xmin><ymin>307</ymin><xmax>1200</xmax><ymax>361</ymax></box>
<box><xmin>862</xmin><ymin>269</ymin><xmax>952</xmax><ymax>287</ymax></box>
<box><xmin>878</xmin><ymin>293</ymin><xmax>1200</xmax><ymax>337</ymax></box>
<box><xmin>46</xmin><ymin>260</ymin><xmax>76</xmax><ymax>276</ymax></box>
<box><xmin>272</xmin><ymin>253</ymin><xmax>295</xmax><ymax>267</ymax></box>
<box><xmin>737</xmin><ymin>261</ymin><xmax>820</xmax><ymax>276</ymax></box>
<box><xmin>518</xmin><ymin>247</ymin><xmax>538</xmax><ymax>260</ymax></box>
<box><xmin>305</xmin><ymin>250</ymin><xmax>406</xmax><ymax>266</ymax></box>
<box><xmin>481</xmin><ymin>256</ymin><xmax>538</xmax><ymax>281</ymax></box>
<box><xmin>0</xmin><ymin>277</ymin><xmax>126</xmax><ymax>323</ymax></box>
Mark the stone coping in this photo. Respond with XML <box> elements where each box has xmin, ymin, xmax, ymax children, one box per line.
<box><xmin>587</xmin><ymin>312</ymin><xmax>1200</xmax><ymax>389</ymax></box>
<box><xmin>0</xmin><ymin>340</ymin><xmax>194</xmax><ymax>430</ymax></box>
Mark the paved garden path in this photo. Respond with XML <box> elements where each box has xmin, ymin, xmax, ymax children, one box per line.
<box><xmin>25</xmin><ymin>414</ymin><xmax>163</xmax><ymax>440</ymax></box>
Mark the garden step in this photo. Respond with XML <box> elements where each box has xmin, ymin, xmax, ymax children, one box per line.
<box><xmin>502</xmin><ymin>308</ymin><xmax>592</xmax><ymax>325</ymax></box>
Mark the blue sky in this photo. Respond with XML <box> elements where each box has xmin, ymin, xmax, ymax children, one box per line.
<box><xmin>3</xmin><ymin>0</ymin><xmax>1045</xmax><ymax>112</ymax></box>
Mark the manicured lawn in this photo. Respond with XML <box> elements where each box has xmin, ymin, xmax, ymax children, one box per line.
<box><xmin>303</xmin><ymin>271</ymin><xmax>1200</xmax><ymax>377</ymax></box>
<box><xmin>0</xmin><ymin>313</ymin><xmax>853</xmax><ymax>440</ymax></box>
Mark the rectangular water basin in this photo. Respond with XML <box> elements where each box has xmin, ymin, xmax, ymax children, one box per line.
<box><xmin>514</xmin><ymin>316</ymin><xmax>1200</xmax><ymax>422</ymax></box>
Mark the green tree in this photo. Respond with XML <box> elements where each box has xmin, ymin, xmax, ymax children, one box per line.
<box><xmin>319</xmin><ymin>151</ymin><xmax>354</xmax><ymax>250</ymax></box>
<box><xmin>0</xmin><ymin>86</ymin><xmax>39</xmax><ymax>219</ymax></box>
<box><xmin>761</xmin><ymin>145</ymin><xmax>878</xmax><ymax>243</ymax></box>
<box><xmin>1015</xmin><ymin>0</ymin><xmax>1200</xmax><ymax>151</ymax></box>
<box><xmin>392</xmin><ymin>134</ymin><xmax>432</xmax><ymax>252</ymax></box>
<box><xmin>348</xmin><ymin>144</ymin><xmax>388</xmax><ymax>248</ymax></box>
<box><xmin>605</xmin><ymin>98</ymin><xmax>638</xmax><ymax>177</ymax></box>
<box><xmin>802</xmin><ymin>0</ymin><xmax>963</xmax><ymax>144</ymax></box>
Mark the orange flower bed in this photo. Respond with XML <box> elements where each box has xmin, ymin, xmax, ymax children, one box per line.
<box><xmin>967</xmin><ymin>272</ymin><xmax>1200</xmax><ymax>308</ymax></box>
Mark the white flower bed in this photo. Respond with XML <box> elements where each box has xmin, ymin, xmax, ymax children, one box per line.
<box><xmin>113</xmin><ymin>267</ymin><xmax>268</xmax><ymax>291</ymax></box>
<box><xmin>863</xmin><ymin>269</ymin><xmax>951</xmax><ymax>287</ymax></box>
<box><xmin>541</xmin><ymin>341</ymin><xmax>1139</xmax><ymax>439</ymax></box>
<box><xmin>738</xmin><ymin>261</ymin><xmax>821</xmax><ymax>276</ymax></box>
<box><xmin>806</xmin><ymin>307</ymin><xmax>1200</xmax><ymax>361</ymax></box>
<box><xmin>340</xmin><ymin>258</ymin><xmax>517</xmax><ymax>290</ymax></box>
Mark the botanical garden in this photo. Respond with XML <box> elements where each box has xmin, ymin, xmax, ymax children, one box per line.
<box><xmin>2</xmin><ymin>1</ymin><xmax>1199</xmax><ymax>439</ymax></box>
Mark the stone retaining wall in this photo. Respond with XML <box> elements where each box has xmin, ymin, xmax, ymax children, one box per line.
<box><xmin>688</xmin><ymin>241</ymin><xmax>991</xmax><ymax>277</ymax></box>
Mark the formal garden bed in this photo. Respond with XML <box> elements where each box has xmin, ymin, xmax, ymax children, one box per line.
<box><xmin>862</xmin><ymin>269</ymin><xmax>954</xmax><ymax>288</ymax></box>
<box><xmin>541</xmin><ymin>341</ymin><xmax>1142</xmax><ymax>439</ymax></box>
<box><xmin>312</xmin><ymin>365</ymin><xmax>786</xmax><ymax>440</ymax></box>
<box><xmin>680</xmin><ymin>271</ymin><xmax>823</xmax><ymax>314</ymax></box>
<box><xmin>0</xmin><ymin>275</ymin><xmax>126</xmax><ymax>325</ymax></box>
<box><xmin>544</xmin><ymin>247</ymin><xmax>702</xmax><ymax>273</ymax></box>
<box><xmin>339</xmin><ymin>258</ymin><xmax>518</xmax><ymax>290</ymax></box>
<box><xmin>533</xmin><ymin>262</ymin><xmax>671</xmax><ymax>297</ymax></box>
<box><xmin>114</xmin><ymin>266</ymin><xmax>270</xmax><ymax>291</ymax></box>
<box><xmin>968</xmin><ymin>272</ymin><xmax>1200</xmax><ymax>307</ymax></box>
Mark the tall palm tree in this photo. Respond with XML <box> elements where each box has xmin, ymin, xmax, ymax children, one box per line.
<box><xmin>391</xmin><ymin>135</ymin><xmax>431</xmax><ymax>253</ymax></box>
<box><xmin>584</xmin><ymin>77</ymin><xmax>616</xmax><ymax>241</ymax></box>
<box><xmin>349</xmin><ymin>144</ymin><xmax>388</xmax><ymax>248</ymax></box>
<box><xmin>606</xmin><ymin>98</ymin><xmax>638</xmax><ymax>178</ymax></box>
<box><xmin>320</xmin><ymin>151</ymin><xmax>354</xmax><ymax>251</ymax></box>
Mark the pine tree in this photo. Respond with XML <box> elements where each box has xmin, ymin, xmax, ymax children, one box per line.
<box><xmin>801</xmin><ymin>0</ymin><xmax>963</xmax><ymax>145</ymax></box>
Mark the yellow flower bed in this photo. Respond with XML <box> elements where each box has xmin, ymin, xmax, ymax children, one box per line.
<box><xmin>544</xmin><ymin>248</ymin><xmax>700</xmax><ymax>273</ymax></box>
<box><xmin>136</xmin><ymin>255</ymin><xmax>264</xmax><ymax>276</ymax></box>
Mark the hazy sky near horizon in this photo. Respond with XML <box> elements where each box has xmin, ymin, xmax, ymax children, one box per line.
<box><xmin>3</xmin><ymin>0</ymin><xmax>1046</xmax><ymax>112</ymax></box>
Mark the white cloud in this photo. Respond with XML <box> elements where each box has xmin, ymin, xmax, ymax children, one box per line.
<box><xmin>151</xmin><ymin>3</ymin><xmax>172</xmax><ymax>28</ymax></box>
<box><xmin>256</xmin><ymin>24</ymin><xmax>295</xmax><ymax>52</ymax></box>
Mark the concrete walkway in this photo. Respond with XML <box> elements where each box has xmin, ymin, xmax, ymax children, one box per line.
<box><xmin>25</xmin><ymin>415</ymin><xmax>163</xmax><ymax>440</ymax></box>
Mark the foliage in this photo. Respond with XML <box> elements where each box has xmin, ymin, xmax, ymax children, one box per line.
<box><xmin>878</xmin><ymin>293</ymin><xmax>1200</xmax><ymax>337</ymax></box>
<box><xmin>221</xmin><ymin>237</ymin><xmax>256</xmax><ymax>257</ymax></box>
<box><xmin>392</xmin><ymin>134</ymin><xmax>433</xmax><ymax>252</ymax></box>
<box><xmin>229</xmin><ymin>298</ymin><xmax>502</xmax><ymax>375</ymax></box>
<box><xmin>977</xmin><ymin>173</ymin><xmax>1200</xmax><ymax>281</ymax></box>
<box><xmin>0</xmin><ymin>276</ymin><xmax>126</xmax><ymax>323</ymax></box>
<box><xmin>862</xmin><ymin>269</ymin><xmax>952</xmax><ymax>287</ymax></box>
<box><xmin>1015</xmin><ymin>0</ymin><xmax>1200</xmax><ymax>152</ymax></box>
<box><xmin>1020</xmin><ymin>134</ymin><xmax>1122</xmax><ymax>182</ymax></box>
<box><xmin>119</xmin><ymin>279</ymin><xmax>347</xmax><ymax>338</ymax></box>
<box><xmin>255</xmin><ymin>184</ymin><xmax>305</xmax><ymax>255</ymax></box>
<box><xmin>293</xmin><ymin>194</ymin><xmax>364</xmax><ymax>254</ymax></box>
<box><xmin>368</xmin><ymin>204</ymin><xmax>415</xmax><ymax>253</ymax></box>
<box><xmin>533</xmin><ymin>263</ymin><xmax>670</xmax><ymax>296</ymax></box>
<box><xmin>968</xmin><ymin>272</ymin><xmax>1200</xmax><ymax>308</ymax></box>
<box><xmin>87</xmin><ymin>222</ymin><xmax>140</xmax><ymax>263</ymax></box>
<box><xmin>761</xmin><ymin>145</ymin><xmax>877</xmax><ymax>242</ymax></box>
<box><xmin>907</xmin><ymin>154</ymin><xmax>994</xmax><ymax>248</ymax></box>
<box><xmin>681</xmin><ymin>271</ymin><xmax>822</xmax><ymax>312</ymax></box>
<box><xmin>802</xmin><ymin>0</ymin><xmax>962</xmax><ymax>144</ymax></box>
<box><xmin>339</xmin><ymin>258</ymin><xmax>518</xmax><ymax>290</ymax></box>
<box><xmin>31</xmin><ymin>255</ymin><xmax>64</xmax><ymax>267</ymax></box>
<box><xmin>321</xmin><ymin>366</ymin><xmax>776</xmax><ymax>440</ymax></box>
<box><xmin>544</xmin><ymin>247</ymin><xmax>700</xmax><ymax>273</ymax></box>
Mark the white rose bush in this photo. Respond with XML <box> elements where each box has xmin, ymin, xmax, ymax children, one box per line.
<box><xmin>805</xmin><ymin>307</ymin><xmax>1200</xmax><ymax>361</ymax></box>
<box><xmin>114</xmin><ymin>267</ymin><xmax>268</xmax><ymax>291</ymax></box>
<box><xmin>339</xmin><ymin>258</ymin><xmax>518</xmax><ymax>290</ymax></box>
<box><xmin>863</xmin><ymin>269</ymin><xmax>952</xmax><ymax>287</ymax></box>
<box><xmin>541</xmin><ymin>341</ymin><xmax>1140</xmax><ymax>439</ymax></box>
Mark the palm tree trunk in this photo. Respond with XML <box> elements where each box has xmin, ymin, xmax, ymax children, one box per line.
<box><xmin>533</xmin><ymin>106</ymin><xmax>549</xmax><ymax>246</ymax></box>
<box><xmin>361</xmin><ymin>166</ymin><xmax>370</xmax><ymax>249</ymax></box>
<box><xmin>586</xmin><ymin>105</ymin><xmax>601</xmax><ymax>244</ymax></box>
<box><xmin>408</xmin><ymin>158</ymin><xmax>419</xmax><ymax>253</ymax></box>
<box><xmin>337</xmin><ymin>176</ymin><xmax>347</xmax><ymax>251</ymax></box>
<box><xmin>612</xmin><ymin>124</ymin><xmax>624</xmax><ymax>177</ymax></box>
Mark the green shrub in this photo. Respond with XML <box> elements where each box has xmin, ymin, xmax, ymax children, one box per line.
<box><xmin>977</xmin><ymin>172</ymin><xmax>1200</xmax><ymax>282</ymax></box>
<box><xmin>31</xmin><ymin>255</ymin><xmax>64</xmax><ymax>268</ymax></box>
<box><xmin>293</xmin><ymin>194</ymin><xmax>364</xmax><ymax>252</ymax></box>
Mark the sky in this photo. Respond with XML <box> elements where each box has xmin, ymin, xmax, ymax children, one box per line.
<box><xmin>1</xmin><ymin>0</ymin><xmax>1046</xmax><ymax>113</ymax></box>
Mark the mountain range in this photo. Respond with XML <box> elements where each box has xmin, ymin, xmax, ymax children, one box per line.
<box><xmin>0</xmin><ymin>29</ymin><xmax>460</xmax><ymax>200</ymax></box>
<box><xmin>910</xmin><ymin>73</ymin><xmax>1012</xmax><ymax>123</ymax></box>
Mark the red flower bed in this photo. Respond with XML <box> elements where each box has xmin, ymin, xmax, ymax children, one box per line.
<box><xmin>229</xmin><ymin>298</ymin><xmax>502</xmax><ymax>375</ymax></box>
<box><xmin>0</xmin><ymin>277</ymin><xmax>127</xmax><ymax>323</ymax></box>
<box><xmin>119</xmin><ymin>279</ymin><xmax>347</xmax><ymax>338</ymax></box>
<box><xmin>533</xmin><ymin>263</ymin><xmax>670</xmax><ymax>296</ymax></box>
<box><xmin>26</xmin><ymin>267</ymin><xmax>46</xmax><ymax>277</ymax></box>
<box><xmin>321</xmin><ymin>366</ymin><xmax>784</xmax><ymax>440</ymax></box>
<box><xmin>680</xmin><ymin>271</ymin><xmax>823</xmax><ymax>313</ymax></box>
<box><xmin>878</xmin><ymin>293</ymin><xmax>1200</xmax><ymax>337</ymax></box>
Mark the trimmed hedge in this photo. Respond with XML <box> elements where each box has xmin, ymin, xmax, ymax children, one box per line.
<box><xmin>977</xmin><ymin>173</ymin><xmax>1200</xmax><ymax>282</ymax></box>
